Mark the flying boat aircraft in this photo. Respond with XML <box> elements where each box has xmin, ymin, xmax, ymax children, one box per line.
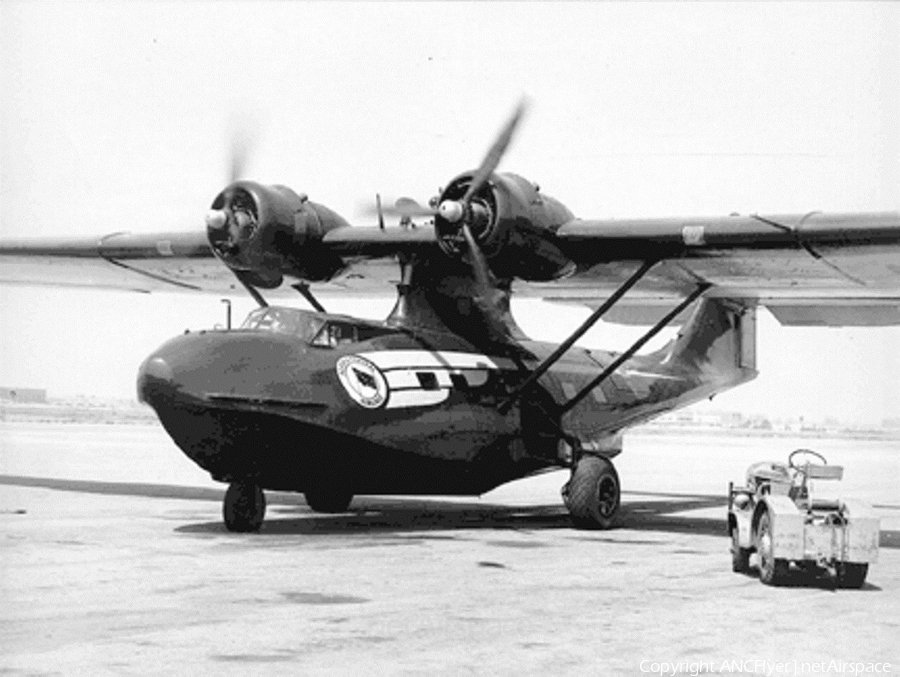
<box><xmin>2</xmin><ymin>103</ymin><xmax>899</xmax><ymax>532</ymax></box>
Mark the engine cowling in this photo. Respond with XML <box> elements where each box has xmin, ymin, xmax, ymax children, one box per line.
<box><xmin>206</xmin><ymin>180</ymin><xmax>348</xmax><ymax>288</ymax></box>
<box><xmin>434</xmin><ymin>172</ymin><xmax>575</xmax><ymax>281</ymax></box>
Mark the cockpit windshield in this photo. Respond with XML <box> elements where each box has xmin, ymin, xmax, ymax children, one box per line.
<box><xmin>240</xmin><ymin>307</ymin><xmax>325</xmax><ymax>343</ymax></box>
<box><xmin>240</xmin><ymin>307</ymin><xmax>395</xmax><ymax>346</ymax></box>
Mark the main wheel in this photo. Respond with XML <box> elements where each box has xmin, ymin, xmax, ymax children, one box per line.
<box><xmin>223</xmin><ymin>481</ymin><xmax>266</xmax><ymax>533</ymax></box>
<box><xmin>562</xmin><ymin>455</ymin><xmax>621</xmax><ymax>530</ymax></box>
<box><xmin>304</xmin><ymin>488</ymin><xmax>354</xmax><ymax>513</ymax></box>
<box><xmin>835</xmin><ymin>562</ymin><xmax>868</xmax><ymax>589</ymax></box>
<box><xmin>731</xmin><ymin>528</ymin><xmax>751</xmax><ymax>573</ymax></box>
<box><xmin>756</xmin><ymin>511</ymin><xmax>788</xmax><ymax>585</ymax></box>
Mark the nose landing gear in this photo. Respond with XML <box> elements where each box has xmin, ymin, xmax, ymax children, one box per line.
<box><xmin>223</xmin><ymin>480</ymin><xmax>266</xmax><ymax>532</ymax></box>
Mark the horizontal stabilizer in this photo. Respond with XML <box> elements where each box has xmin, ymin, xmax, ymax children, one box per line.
<box><xmin>765</xmin><ymin>304</ymin><xmax>900</xmax><ymax>327</ymax></box>
<box><xmin>544</xmin><ymin>297</ymin><xmax>900</xmax><ymax>328</ymax></box>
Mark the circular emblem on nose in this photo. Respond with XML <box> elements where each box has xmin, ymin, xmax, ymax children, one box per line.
<box><xmin>336</xmin><ymin>355</ymin><xmax>388</xmax><ymax>409</ymax></box>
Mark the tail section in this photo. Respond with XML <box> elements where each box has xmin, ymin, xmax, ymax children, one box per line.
<box><xmin>556</xmin><ymin>296</ymin><xmax>759</xmax><ymax>448</ymax></box>
<box><xmin>653</xmin><ymin>297</ymin><xmax>757</xmax><ymax>394</ymax></box>
<box><xmin>668</xmin><ymin>297</ymin><xmax>756</xmax><ymax>369</ymax></box>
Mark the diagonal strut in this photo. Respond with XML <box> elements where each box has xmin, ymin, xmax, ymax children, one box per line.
<box><xmin>557</xmin><ymin>282</ymin><xmax>711</xmax><ymax>415</ymax></box>
<box><xmin>498</xmin><ymin>259</ymin><xmax>658</xmax><ymax>414</ymax></box>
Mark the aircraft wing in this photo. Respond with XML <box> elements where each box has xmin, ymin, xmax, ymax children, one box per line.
<box><xmin>2</xmin><ymin>210</ymin><xmax>900</xmax><ymax>325</ymax></box>
<box><xmin>0</xmin><ymin>231</ymin><xmax>222</xmax><ymax>293</ymax></box>
<box><xmin>534</xmin><ymin>211</ymin><xmax>900</xmax><ymax>326</ymax></box>
<box><xmin>0</xmin><ymin>226</ymin><xmax>435</xmax><ymax>296</ymax></box>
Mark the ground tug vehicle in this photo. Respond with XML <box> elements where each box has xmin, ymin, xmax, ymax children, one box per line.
<box><xmin>727</xmin><ymin>449</ymin><xmax>879</xmax><ymax>587</ymax></box>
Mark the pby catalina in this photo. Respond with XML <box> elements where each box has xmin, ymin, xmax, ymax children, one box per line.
<box><xmin>2</xmin><ymin>103</ymin><xmax>899</xmax><ymax>532</ymax></box>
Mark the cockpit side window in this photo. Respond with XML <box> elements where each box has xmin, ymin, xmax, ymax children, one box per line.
<box><xmin>240</xmin><ymin>308</ymin><xmax>324</xmax><ymax>341</ymax></box>
<box><xmin>309</xmin><ymin>320</ymin><xmax>397</xmax><ymax>347</ymax></box>
<box><xmin>311</xmin><ymin>321</ymin><xmax>359</xmax><ymax>347</ymax></box>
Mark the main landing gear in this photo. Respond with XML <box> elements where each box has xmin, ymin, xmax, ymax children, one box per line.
<box><xmin>562</xmin><ymin>454</ymin><xmax>621</xmax><ymax>530</ymax></box>
<box><xmin>497</xmin><ymin>261</ymin><xmax>709</xmax><ymax>531</ymax></box>
<box><xmin>223</xmin><ymin>480</ymin><xmax>266</xmax><ymax>533</ymax></box>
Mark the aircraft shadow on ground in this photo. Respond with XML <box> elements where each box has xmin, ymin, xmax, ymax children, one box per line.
<box><xmin>0</xmin><ymin>474</ymin><xmax>225</xmax><ymax>500</ymax></box>
<box><xmin>177</xmin><ymin>494</ymin><xmax>742</xmax><ymax>539</ymax></box>
<box><xmin>2</xmin><ymin>474</ymin><xmax>896</xmax><ymax>547</ymax></box>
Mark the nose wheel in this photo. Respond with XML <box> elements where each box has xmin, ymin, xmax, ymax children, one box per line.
<box><xmin>223</xmin><ymin>480</ymin><xmax>266</xmax><ymax>532</ymax></box>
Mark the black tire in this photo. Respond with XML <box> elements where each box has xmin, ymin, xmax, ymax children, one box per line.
<box><xmin>223</xmin><ymin>481</ymin><xmax>266</xmax><ymax>533</ymax></box>
<box><xmin>304</xmin><ymin>488</ymin><xmax>354</xmax><ymax>513</ymax></box>
<box><xmin>756</xmin><ymin>511</ymin><xmax>788</xmax><ymax>585</ymax></box>
<box><xmin>731</xmin><ymin>528</ymin><xmax>751</xmax><ymax>573</ymax></box>
<box><xmin>835</xmin><ymin>562</ymin><xmax>868</xmax><ymax>589</ymax></box>
<box><xmin>562</xmin><ymin>455</ymin><xmax>620</xmax><ymax>530</ymax></box>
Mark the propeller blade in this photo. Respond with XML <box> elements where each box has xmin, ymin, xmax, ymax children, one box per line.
<box><xmin>376</xmin><ymin>193</ymin><xmax>385</xmax><ymax>230</ymax></box>
<box><xmin>462</xmin><ymin>98</ymin><xmax>529</xmax><ymax>205</ymax></box>
<box><xmin>227</xmin><ymin>120</ymin><xmax>257</xmax><ymax>184</ymax></box>
<box><xmin>460</xmin><ymin>222</ymin><xmax>493</xmax><ymax>293</ymax></box>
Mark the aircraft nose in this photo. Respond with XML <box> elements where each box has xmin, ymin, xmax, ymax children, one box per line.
<box><xmin>137</xmin><ymin>355</ymin><xmax>175</xmax><ymax>405</ymax></box>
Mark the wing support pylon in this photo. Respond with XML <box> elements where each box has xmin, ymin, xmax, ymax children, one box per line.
<box><xmin>498</xmin><ymin>259</ymin><xmax>659</xmax><ymax>413</ymax></box>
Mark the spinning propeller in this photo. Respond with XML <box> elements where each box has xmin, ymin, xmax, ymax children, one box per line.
<box><xmin>205</xmin><ymin>127</ymin><xmax>259</xmax><ymax>262</ymax></box>
<box><xmin>203</xmin><ymin>100</ymin><xmax>542</xmax><ymax>314</ymax></box>
<box><xmin>377</xmin><ymin>99</ymin><xmax>529</xmax><ymax>287</ymax></box>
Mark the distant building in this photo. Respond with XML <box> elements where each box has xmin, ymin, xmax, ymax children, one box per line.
<box><xmin>0</xmin><ymin>387</ymin><xmax>47</xmax><ymax>403</ymax></box>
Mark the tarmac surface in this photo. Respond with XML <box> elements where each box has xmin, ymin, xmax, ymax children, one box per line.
<box><xmin>1</xmin><ymin>422</ymin><xmax>898</xmax><ymax>676</ymax></box>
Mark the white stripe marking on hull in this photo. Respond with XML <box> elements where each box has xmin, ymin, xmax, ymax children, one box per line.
<box><xmin>386</xmin><ymin>389</ymin><xmax>450</xmax><ymax>409</ymax></box>
<box><xmin>358</xmin><ymin>350</ymin><xmax>517</xmax><ymax>372</ymax></box>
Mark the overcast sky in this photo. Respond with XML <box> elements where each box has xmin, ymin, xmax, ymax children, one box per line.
<box><xmin>1</xmin><ymin>2</ymin><xmax>898</xmax><ymax>423</ymax></box>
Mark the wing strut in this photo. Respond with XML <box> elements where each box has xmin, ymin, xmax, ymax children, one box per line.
<box><xmin>292</xmin><ymin>282</ymin><xmax>327</xmax><ymax>313</ymax></box>
<box><xmin>557</xmin><ymin>282</ymin><xmax>711</xmax><ymax>415</ymax></box>
<box><xmin>234</xmin><ymin>271</ymin><xmax>268</xmax><ymax>308</ymax></box>
<box><xmin>498</xmin><ymin>259</ymin><xmax>658</xmax><ymax>413</ymax></box>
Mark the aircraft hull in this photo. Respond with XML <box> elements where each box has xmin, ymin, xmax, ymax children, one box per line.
<box><xmin>143</xmin><ymin>386</ymin><xmax>552</xmax><ymax>496</ymax></box>
<box><xmin>137</xmin><ymin>297</ymin><xmax>756</xmax><ymax>498</ymax></box>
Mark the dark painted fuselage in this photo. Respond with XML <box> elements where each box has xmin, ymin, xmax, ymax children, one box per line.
<box><xmin>137</xmin><ymin>298</ymin><xmax>756</xmax><ymax>497</ymax></box>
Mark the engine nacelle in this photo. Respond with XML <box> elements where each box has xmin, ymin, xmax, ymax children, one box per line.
<box><xmin>434</xmin><ymin>172</ymin><xmax>575</xmax><ymax>281</ymax></box>
<box><xmin>206</xmin><ymin>181</ymin><xmax>348</xmax><ymax>288</ymax></box>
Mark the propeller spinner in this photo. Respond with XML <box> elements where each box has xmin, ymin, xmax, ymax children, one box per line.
<box><xmin>206</xmin><ymin>185</ymin><xmax>259</xmax><ymax>261</ymax></box>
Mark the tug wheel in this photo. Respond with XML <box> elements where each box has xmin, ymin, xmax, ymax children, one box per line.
<box><xmin>223</xmin><ymin>481</ymin><xmax>266</xmax><ymax>533</ymax></box>
<box><xmin>562</xmin><ymin>455</ymin><xmax>621</xmax><ymax>530</ymax></box>
<box><xmin>756</xmin><ymin>511</ymin><xmax>788</xmax><ymax>585</ymax></box>
<box><xmin>835</xmin><ymin>562</ymin><xmax>868</xmax><ymax>589</ymax></box>
<box><xmin>731</xmin><ymin>528</ymin><xmax>751</xmax><ymax>573</ymax></box>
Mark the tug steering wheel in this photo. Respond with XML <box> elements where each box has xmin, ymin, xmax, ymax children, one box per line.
<box><xmin>788</xmin><ymin>448</ymin><xmax>828</xmax><ymax>469</ymax></box>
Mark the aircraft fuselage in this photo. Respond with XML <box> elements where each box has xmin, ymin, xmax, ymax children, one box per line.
<box><xmin>137</xmin><ymin>301</ymin><xmax>756</xmax><ymax>497</ymax></box>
